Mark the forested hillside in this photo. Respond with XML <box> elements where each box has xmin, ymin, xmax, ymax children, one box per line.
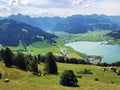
<box><xmin>0</xmin><ymin>19</ymin><xmax>57</xmax><ymax>46</ymax></box>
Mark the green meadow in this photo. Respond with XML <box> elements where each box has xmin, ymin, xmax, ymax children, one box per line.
<box><xmin>0</xmin><ymin>62</ymin><xmax>120</xmax><ymax>90</ymax></box>
<box><xmin>54</xmin><ymin>30</ymin><xmax>113</xmax><ymax>42</ymax></box>
<box><xmin>1</xmin><ymin>40</ymin><xmax>85</xmax><ymax>59</ymax></box>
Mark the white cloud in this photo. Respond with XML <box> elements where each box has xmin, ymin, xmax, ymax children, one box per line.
<box><xmin>0</xmin><ymin>0</ymin><xmax>120</xmax><ymax>17</ymax></box>
<box><xmin>72</xmin><ymin>0</ymin><xmax>88</xmax><ymax>6</ymax></box>
<box><xmin>70</xmin><ymin>0</ymin><xmax>120</xmax><ymax>16</ymax></box>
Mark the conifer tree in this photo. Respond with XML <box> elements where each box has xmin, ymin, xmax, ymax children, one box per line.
<box><xmin>37</xmin><ymin>54</ymin><xmax>41</xmax><ymax>63</ymax></box>
<box><xmin>16</xmin><ymin>53</ymin><xmax>27</xmax><ymax>70</ymax></box>
<box><xmin>4</xmin><ymin>47</ymin><xmax>13</xmax><ymax>67</ymax></box>
<box><xmin>45</xmin><ymin>52</ymin><xmax>58</xmax><ymax>75</ymax></box>
<box><xmin>32</xmin><ymin>56</ymin><xmax>38</xmax><ymax>74</ymax></box>
<box><xmin>0</xmin><ymin>48</ymin><xmax>5</xmax><ymax>60</ymax></box>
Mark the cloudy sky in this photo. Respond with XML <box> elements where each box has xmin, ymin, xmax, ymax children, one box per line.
<box><xmin>0</xmin><ymin>0</ymin><xmax>120</xmax><ymax>17</ymax></box>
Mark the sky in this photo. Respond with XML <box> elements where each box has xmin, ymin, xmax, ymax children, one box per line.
<box><xmin>0</xmin><ymin>0</ymin><xmax>120</xmax><ymax>17</ymax></box>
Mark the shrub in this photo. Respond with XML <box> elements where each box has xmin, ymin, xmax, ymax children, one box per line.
<box><xmin>37</xmin><ymin>70</ymin><xmax>42</xmax><ymax>77</ymax></box>
<box><xmin>77</xmin><ymin>69</ymin><xmax>93</xmax><ymax>74</ymax></box>
<box><xmin>60</xmin><ymin>70</ymin><xmax>78</xmax><ymax>87</ymax></box>
<box><xmin>111</xmin><ymin>80</ymin><xmax>114</xmax><ymax>84</ymax></box>
<box><xmin>117</xmin><ymin>70</ymin><xmax>120</xmax><ymax>75</ymax></box>
<box><xmin>76</xmin><ymin>75</ymin><xmax>82</xmax><ymax>78</ymax></box>
<box><xmin>95</xmin><ymin>78</ymin><xmax>99</xmax><ymax>81</ymax></box>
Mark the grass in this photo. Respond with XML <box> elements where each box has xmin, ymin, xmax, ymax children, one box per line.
<box><xmin>55</xmin><ymin>30</ymin><xmax>120</xmax><ymax>44</ymax></box>
<box><xmin>55</xmin><ymin>30</ymin><xmax>113</xmax><ymax>43</ymax></box>
<box><xmin>0</xmin><ymin>62</ymin><xmax>120</xmax><ymax>90</ymax></box>
<box><xmin>0</xmin><ymin>40</ymin><xmax>85</xmax><ymax>59</ymax></box>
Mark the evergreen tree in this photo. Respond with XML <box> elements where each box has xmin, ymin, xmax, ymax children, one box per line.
<box><xmin>45</xmin><ymin>52</ymin><xmax>58</xmax><ymax>75</ymax></box>
<box><xmin>16</xmin><ymin>53</ymin><xmax>27</xmax><ymax>70</ymax></box>
<box><xmin>4</xmin><ymin>47</ymin><xmax>13</xmax><ymax>67</ymax></box>
<box><xmin>37</xmin><ymin>54</ymin><xmax>41</xmax><ymax>63</ymax></box>
<box><xmin>0</xmin><ymin>48</ymin><xmax>5</xmax><ymax>60</ymax></box>
<box><xmin>60</xmin><ymin>70</ymin><xmax>78</xmax><ymax>87</ymax></box>
<box><xmin>40</xmin><ymin>55</ymin><xmax>45</xmax><ymax>62</ymax></box>
<box><xmin>32</xmin><ymin>56</ymin><xmax>38</xmax><ymax>75</ymax></box>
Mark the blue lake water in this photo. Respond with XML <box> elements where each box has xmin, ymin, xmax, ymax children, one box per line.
<box><xmin>65</xmin><ymin>41</ymin><xmax>120</xmax><ymax>63</ymax></box>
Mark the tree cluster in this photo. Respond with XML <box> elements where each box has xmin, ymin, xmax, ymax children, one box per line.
<box><xmin>98</xmin><ymin>61</ymin><xmax>120</xmax><ymax>67</ymax></box>
<box><xmin>56</xmin><ymin>56</ymin><xmax>90</xmax><ymax>64</ymax></box>
<box><xmin>0</xmin><ymin>48</ymin><xmax>38</xmax><ymax>74</ymax></box>
<box><xmin>0</xmin><ymin>48</ymin><xmax>58</xmax><ymax>75</ymax></box>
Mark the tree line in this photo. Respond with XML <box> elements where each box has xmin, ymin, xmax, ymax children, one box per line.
<box><xmin>0</xmin><ymin>47</ymin><xmax>58</xmax><ymax>75</ymax></box>
<box><xmin>0</xmin><ymin>47</ymin><xmax>91</xmax><ymax>76</ymax></box>
<box><xmin>0</xmin><ymin>47</ymin><xmax>119</xmax><ymax>75</ymax></box>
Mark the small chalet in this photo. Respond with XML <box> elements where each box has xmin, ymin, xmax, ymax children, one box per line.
<box><xmin>61</xmin><ymin>50</ymin><xmax>68</xmax><ymax>57</ymax></box>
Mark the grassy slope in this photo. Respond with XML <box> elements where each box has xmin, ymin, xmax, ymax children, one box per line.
<box><xmin>0</xmin><ymin>62</ymin><xmax>120</xmax><ymax>90</ymax></box>
<box><xmin>55</xmin><ymin>30</ymin><xmax>120</xmax><ymax>44</ymax></box>
<box><xmin>54</xmin><ymin>30</ymin><xmax>113</xmax><ymax>42</ymax></box>
<box><xmin>1</xmin><ymin>40</ymin><xmax>85</xmax><ymax>59</ymax></box>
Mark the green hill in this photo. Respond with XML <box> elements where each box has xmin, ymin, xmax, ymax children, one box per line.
<box><xmin>107</xmin><ymin>30</ymin><xmax>120</xmax><ymax>39</ymax></box>
<box><xmin>106</xmin><ymin>30</ymin><xmax>120</xmax><ymax>44</ymax></box>
<box><xmin>0</xmin><ymin>62</ymin><xmax>120</xmax><ymax>90</ymax></box>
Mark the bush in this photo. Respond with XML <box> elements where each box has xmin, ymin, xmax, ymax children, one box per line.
<box><xmin>117</xmin><ymin>70</ymin><xmax>120</xmax><ymax>75</ymax></box>
<box><xmin>77</xmin><ymin>69</ymin><xmax>93</xmax><ymax>74</ymax></box>
<box><xmin>95</xmin><ymin>78</ymin><xmax>99</xmax><ymax>81</ymax></box>
<box><xmin>111</xmin><ymin>80</ymin><xmax>114</xmax><ymax>84</ymax></box>
<box><xmin>37</xmin><ymin>70</ymin><xmax>42</xmax><ymax>77</ymax></box>
<box><xmin>60</xmin><ymin>70</ymin><xmax>78</xmax><ymax>87</ymax></box>
<box><xmin>0</xmin><ymin>73</ymin><xmax>2</xmax><ymax>79</ymax></box>
<box><xmin>76</xmin><ymin>75</ymin><xmax>82</xmax><ymax>78</ymax></box>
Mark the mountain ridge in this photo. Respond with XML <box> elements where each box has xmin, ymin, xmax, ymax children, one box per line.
<box><xmin>53</xmin><ymin>14</ymin><xmax>120</xmax><ymax>34</ymax></box>
<box><xmin>2</xmin><ymin>14</ymin><xmax>120</xmax><ymax>33</ymax></box>
<box><xmin>0</xmin><ymin>19</ymin><xmax>57</xmax><ymax>46</ymax></box>
<box><xmin>1</xmin><ymin>14</ymin><xmax>120</xmax><ymax>34</ymax></box>
<box><xmin>8</xmin><ymin>14</ymin><xmax>64</xmax><ymax>31</ymax></box>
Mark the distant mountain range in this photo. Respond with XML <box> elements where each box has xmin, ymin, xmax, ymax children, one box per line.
<box><xmin>0</xmin><ymin>14</ymin><xmax>120</xmax><ymax>46</ymax></box>
<box><xmin>0</xmin><ymin>19</ymin><xmax>57</xmax><ymax>46</ymax></box>
<box><xmin>53</xmin><ymin>14</ymin><xmax>120</xmax><ymax>34</ymax></box>
<box><xmin>1</xmin><ymin>14</ymin><xmax>119</xmax><ymax>34</ymax></box>
<box><xmin>7</xmin><ymin>14</ymin><xmax>64</xmax><ymax>31</ymax></box>
<box><xmin>104</xmin><ymin>16</ymin><xmax>120</xmax><ymax>26</ymax></box>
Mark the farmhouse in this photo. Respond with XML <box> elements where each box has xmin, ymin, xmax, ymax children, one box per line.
<box><xmin>61</xmin><ymin>50</ymin><xmax>68</xmax><ymax>57</ymax></box>
<box><xmin>87</xmin><ymin>58</ymin><xmax>100</xmax><ymax>65</ymax></box>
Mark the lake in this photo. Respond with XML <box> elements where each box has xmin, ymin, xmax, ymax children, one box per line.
<box><xmin>65</xmin><ymin>41</ymin><xmax>120</xmax><ymax>63</ymax></box>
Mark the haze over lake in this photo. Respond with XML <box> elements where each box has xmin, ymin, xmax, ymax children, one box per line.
<box><xmin>65</xmin><ymin>41</ymin><xmax>120</xmax><ymax>63</ymax></box>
